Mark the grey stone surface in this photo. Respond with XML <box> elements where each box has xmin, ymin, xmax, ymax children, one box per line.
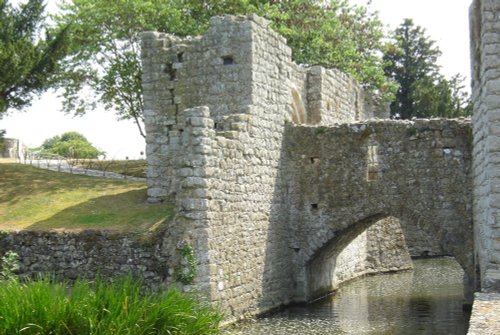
<box><xmin>1</xmin><ymin>11</ymin><xmax>492</xmax><ymax>325</ymax></box>
<box><xmin>471</xmin><ymin>0</ymin><xmax>500</xmax><ymax>293</ymax></box>
<box><xmin>141</xmin><ymin>15</ymin><xmax>474</xmax><ymax>321</ymax></box>
<box><xmin>0</xmin><ymin>230</ymin><xmax>171</xmax><ymax>286</ymax></box>
<box><xmin>468</xmin><ymin>293</ymin><xmax>500</xmax><ymax>335</ymax></box>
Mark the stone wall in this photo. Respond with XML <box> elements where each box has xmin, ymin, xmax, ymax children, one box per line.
<box><xmin>140</xmin><ymin>14</ymin><xmax>474</xmax><ymax>321</ymax></box>
<box><xmin>1</xmin><ymin>138</ymin><xmax>20</xmax><ymax>159</ymax></box>
<box><xmin>141</xmin><ymin>15</ymin><xmax>392</xmax><ymax>319</ymax></box>
<box><xmin>0</xmin><ymin>230</ymin><xmax>171</xmax><ymax>286</ymax></box>
<box><xmin>470</xmin><ymin>0</ymin><xmax>500</xmax><ymax>292</ymax></box>
<box><xmin>283</xmin><ymin>119</ymin><xmax>473</xmax><ymax>301</ymax></box>
<box><xmin>141</xmin><ymin>14</ymin><xmax>386</xmax><ymax>204</ymax></box>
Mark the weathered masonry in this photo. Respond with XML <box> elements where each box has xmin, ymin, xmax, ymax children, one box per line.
<box><xmin>467</xmin><ymin>1</ymin><xmax>500</xmax><ymax>333</ymax></box>
<box><xmin>471</xmin><ymin>0</ymin><xmax>500</xmax><ymax>292</ymax></box>
<box><xmin>141</xmin><ymin>14</ymin><xmax>473</xmax><ymax>320</ymax></box>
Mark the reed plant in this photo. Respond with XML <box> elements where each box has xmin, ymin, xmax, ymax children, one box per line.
<box><xmin>0</xmin><ymin>276</ymin><xmax>221</xmax><ymax>335</ymax></box>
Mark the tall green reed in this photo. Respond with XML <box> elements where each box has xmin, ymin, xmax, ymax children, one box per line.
<box><xmin>0</xmin><ymin>275</ymin><xmax>221</xmax><ymax>335</ymax></box>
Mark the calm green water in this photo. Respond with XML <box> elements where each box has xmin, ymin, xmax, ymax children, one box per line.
<box><xmin>225</xmin><ymin>258</ymin><xmax>469</xmax><ymax>335</ymax></box>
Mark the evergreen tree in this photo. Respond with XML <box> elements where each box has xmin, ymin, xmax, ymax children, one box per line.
<box><xmin>384</xmin><ymin>19</ymin><xmax>470</xmax><ymax>119</ymax></box>
<box><xmin>0</xmin><ymin>0</ymin><xmax>69</xmax><ymax>113</ymax></box>
<box><xmin>383</xmin><ymin>19</ymin><xmax>441</xmax><ymax>119</ymax></box>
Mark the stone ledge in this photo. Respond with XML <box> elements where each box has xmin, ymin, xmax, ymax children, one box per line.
<box><xmin>468</xmin><ymin>293</ymin><xmax>500</xmax><ymax>335</ymax></box>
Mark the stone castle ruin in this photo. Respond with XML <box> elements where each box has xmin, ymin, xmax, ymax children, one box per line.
<box><xmin>141</xmin><ymin>14</ymin><xmax>473</xmax><ymax>318</ymax></box>
<box><xmin>1</xmin><ymin>1</ymin><xmax>499</xmax><ymax>326</ymax></box>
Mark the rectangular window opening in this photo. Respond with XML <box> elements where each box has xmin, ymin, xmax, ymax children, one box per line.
<box><xmin>222</xmin><ymin>56</ymin><xmax>234</xmax><ymax>65</ymax></box>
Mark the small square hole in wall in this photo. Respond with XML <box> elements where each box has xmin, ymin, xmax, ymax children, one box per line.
<box><xmin>310</xmin><ymin>157</ymin><xmax>320</xmax><ymax>164</ymax></box>
<box><xmin>222</xmin><ymin>56</ymin><xmax>234</xmax><ymax>65</ymax></box>
<box><xmin>311</xmin><ymin>203</ymin><xmax>318</xmax><ymax>210</ymax></box>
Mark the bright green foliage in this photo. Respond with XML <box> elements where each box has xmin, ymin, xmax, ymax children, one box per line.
<box><xmin>412</xmin><ymin>74</ymin><xmax>471</xmax><ymax>118</ymax></box>
<box><xmin>53</xmin><ymin>0</ymin><xmax>198</xmax><ymax>138</ymax></box>
<box><xmin>0</xmin><ymin>0</ymin><xmax>69</xmax><ymax>113</ymax></box>
<box><xmin>40</xmin><ymin>131</ymin><xmax>104</xmax><ymax>158</ymax></box>
<box><xmin>54</xmin><ymin>0</ymin><xmax>392</xmax><ymax>137</ymax></box>
<box><xmin>0</xmin><ymin>250</ymin><xmax>19</xmax><ymax>281</ymax></box>
<box><xmin>175</xmin><ymin>242</ymin><xmax>197</xmax><ymax>285</ymax></box>
<box><xmin>0</xmin><ymin>276</ymin><xmax>222</xmax><ymax>335</ymax></box>
<box><xmin>264</xmin><ymin>0</ymin><xmax>392</xmax><ymax>95</ymax></box>
<box><xmin>384</xmin><ymin>19</ymin><xmax>471</xmax><ymax>119</ymax></box>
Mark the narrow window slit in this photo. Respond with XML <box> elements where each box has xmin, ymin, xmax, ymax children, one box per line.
<box><xmin>169</xmin><ymin>88</ymin><xmax>175</xmax><ymax>105</ymax></box>
<box><xmin>164</xmin><ymin>63</ymin><xmax>176</xmax><ymax>80</ymax></box>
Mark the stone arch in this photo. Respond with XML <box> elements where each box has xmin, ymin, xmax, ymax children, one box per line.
<box><xmin>298</xmin><ymin>204</ymin><xmax>474</xmax><ymax>302</ymax></box>
<box><xmin>304</xmin><ymin>214</ymin><xmax>412</xmax><ymax>301</ymax></box>
<box><xmin>393</xmin><ymin>206</ymin><xmax>475</xmax><ymax>301</ymax></box>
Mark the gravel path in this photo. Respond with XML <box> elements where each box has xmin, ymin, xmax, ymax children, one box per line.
<box><xmin>22</xmin><ymin>159</ymin><xmax>146</xmax><ymax>182</ymax></box>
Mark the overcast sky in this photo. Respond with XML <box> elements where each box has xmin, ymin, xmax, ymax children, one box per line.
<box><xmin>1</xmin><ymin>0</ymin><xmax>474</xmax><ymax>159</ymax></box>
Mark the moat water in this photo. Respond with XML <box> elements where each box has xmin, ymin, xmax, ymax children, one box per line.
<box><xmin>225</xmin><ymin>258</ymin><xmax>470</xmax><ymax>335</ymax></box>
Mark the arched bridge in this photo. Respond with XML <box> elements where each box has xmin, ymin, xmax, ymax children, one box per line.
<box><xmin>271</xmin><ymin>119</ymin><xmax>473</xmax><ymax>303</ymax></box>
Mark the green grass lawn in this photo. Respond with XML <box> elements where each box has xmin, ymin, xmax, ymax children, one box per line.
<box><xmin>0</xmin><ymin>163</ymin><xmax>172</xmax><ymax>232</ymax></box>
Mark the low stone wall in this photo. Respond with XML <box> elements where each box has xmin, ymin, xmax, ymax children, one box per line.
<box><xmin>0</xmin><ymin>230</ymin><xmax>172</xmax><ymax>286</ymax></box>
<box><xmin>468</xmin><ymin>293</ymin><xmax>500</xmax><ymax>334</ymax></box>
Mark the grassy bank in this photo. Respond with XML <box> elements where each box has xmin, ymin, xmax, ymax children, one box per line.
<box><xmin>0</xmin><ymin>276</ymin><xmax>221</xmax><ymax>335</ymax></box>
<box><xmin>76</xmin><ymin>159</ymin><xmax>147</xmax><ymax>178</ymax></box>
<box><xmin>0</xmin><ymin>163</ymin><xmax>172</xmax><ymax>231</ymax></box>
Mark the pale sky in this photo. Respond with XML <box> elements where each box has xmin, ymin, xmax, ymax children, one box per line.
<box><xmin>1</xmin><ymin>0</ymin><xmax>473</xmax><ymax>159</ymax></box>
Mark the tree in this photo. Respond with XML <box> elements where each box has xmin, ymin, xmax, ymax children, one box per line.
<box><xmin>384</xmin><ymin>19</ymin><xmax>470</xmax><ymax>119</ymax></box>
<box><xmin>53</xmin><ymin>0</ymin><xmax>200</xmax><ymax>138</ymax></box>
<box><xmin>383</xmin><ymin>19</ymin><xmax>441</xmax><ymax>119</ymax></box>
<box><xmin>40</xmin><ymin>131</ymin><xmax>104</xmax><ymax>159</ymax></box>
<box><xmin>265</xmin><ymin>0</ymin><xmax>392</xmax><ymax>94</ymax></box>
<box><xmin>54</xmin><ymin>0</ymin><xmax>392</xmax><ymax>138</ymax></box>
<box><xmin>0</xmin><ymin>129</ymin><xmax>5</xmax><ymax>152</ymax></box>
<box><xmin>0</xmin><ymin>0</ymin><xmax>69</xmax><ymax>114</ymax></box>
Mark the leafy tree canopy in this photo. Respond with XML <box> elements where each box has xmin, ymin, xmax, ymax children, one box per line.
<box><xmin>383</xmin><ymin>19</ymin><xmax>471</xmax><ymax>119</ymax></box>
<box><xmin>0</xmin><ymin>0</ymin><xmax>69</xmax><ymax>114</ymax></box>
<box><xmin>53</xmin><ymin>0</ymin><xmax>392</xmax><ymax>137</ymax></box>
<box><xmin>40</xmin><ymin>131</ymin><xmax>104</xmax><ymax>158</ymax></box>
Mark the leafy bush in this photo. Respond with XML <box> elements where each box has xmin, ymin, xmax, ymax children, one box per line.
<box><xmin>0</xmin><ymin>276</ymin><xmax>222</xmax><ymax>335</ymax></box>
<box><xmin>0</xmin><ymin>250</ymin><xmax>20</xmax><ymax>281</ymax></box>
<box><xmin>40</xmin><ymin>131</ymin><xmax>104</xmax><ymax>159</ymax></box>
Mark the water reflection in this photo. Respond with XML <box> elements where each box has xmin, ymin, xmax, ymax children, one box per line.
<box><xmin>225</xmin><ymin>258</ymin><xmax>469</xmax><ymax>335</ymax></box>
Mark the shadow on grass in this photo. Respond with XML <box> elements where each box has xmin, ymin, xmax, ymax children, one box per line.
<box><xmin>27</xmin><ymin>189</ymin><xmax>174</xmax><ymax>232</ymax></box>
<box><xmin>0</xmin><ymin>163</ymin><xmax>142</xmax><ymax>206</ymax></box>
